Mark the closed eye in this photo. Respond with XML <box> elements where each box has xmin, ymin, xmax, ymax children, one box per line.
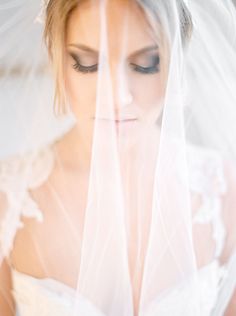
<box><xmin>68</xmin><ymin>50</ymin><xmax>160</xmax><ymax>75</ymax></box>
<box><xmin>72</xmin><ymin>61</ymin><xmax>98</xmax><ymax>73</ymax></box>
<box><xmin>130</xmin><ymin>55</ymin><xmax>160</xmax><ymax>74</ymax></box>
<box><xmin>69</xmin><ymin>52</ymin><xmax>98</xmax><ymax>73</ymax></box>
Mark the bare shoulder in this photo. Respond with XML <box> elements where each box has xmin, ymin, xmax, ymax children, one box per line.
<box><xmin>221</xmin><ymin>159</ymin><xmax>236</xmax><ymax>315</ymax></box>
<box><xmin>0</xmin><ymin>146</ymin><xmax>54</xmax><ymax>315</ymax></box>
<box><xmin>0</xmin><ymin>259</ymin><xmax>15</xmax><ymax>316</ymax></box>
<box><xmin>186</xmin><ymin>143</ymin><xmax>236</xmax><ymax>259</ymax></box>
<box><xmin>186</xmin><ymin>144</ymin><xmax>236</xmax><ymax>313</ymax></box>
<box><xmin>0</xmin><ymin>144</ymin><xmax>54</xmax><ymax>269</ymax></box>
<box><xmin>0</xmin><ymin>145</ymin><xmax>54</xmax><ymax>192</ymax></box>
<box><xmin>224</xmin><ymin>291</ymin><xmax>236</xmax><ymax>316</ymax></box>
<box><xmin>0</xmin><ymin>162</ymin><xmax>16</xmax><ymax>316</ymax></box>
<box><xmin>220</xmin><ymin>158</ymin><xmax>236</xmax><ymax>263</ymax></box>
<box><xmin>186</xmin><ymin>143</ymin><xmax>227</xmax><ymax>197</ymax></box>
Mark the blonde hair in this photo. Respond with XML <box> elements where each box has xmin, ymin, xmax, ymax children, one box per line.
<box><xmin>44</xmin><ymin>0</ymin><xmax>79</xmax><ymax>114</ymax></box>
<box><xmin>44</xmin><ymin>0</ymin><xmax>193</xmax><ymax>114</ymax></box>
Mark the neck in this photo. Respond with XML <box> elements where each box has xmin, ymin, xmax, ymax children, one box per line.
<box><xmin>53</xmin><ymin>123</ymin><xmax>160</xmax><ymax>174</ymax></box>
<box><xmin>53</xmin><ymin>125</ymin><xmax>92</xmax><ymax>173</ymax></box>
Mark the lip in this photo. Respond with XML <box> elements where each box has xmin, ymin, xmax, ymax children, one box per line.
<box><xmin>93</xmin><ymin>117</ymin><xmax>138</xmax><ymax>122</ymax></box>
<box><xmin>92</xmin><ymin>118</ymin><xmax>139</xmax><ymax>136</ymax></box>
<box><xmin>105</xmin><ymin>119</ymin><xmax>138</xmax><ymax>123</ymax></box>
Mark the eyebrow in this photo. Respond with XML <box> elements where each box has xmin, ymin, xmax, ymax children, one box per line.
<box><xmin>68</xmin><ymin>44</ymin><xmax>99</xmax><ymax>54</ymax></box>
<box><xmin>67</xmin><ymin>43</ymin><xmax>158</xmax><ymax>56</ymax></box>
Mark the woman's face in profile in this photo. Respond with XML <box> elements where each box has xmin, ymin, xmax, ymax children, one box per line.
<box><xmin>65</xmin><ymin>0</ymin><xmax>165</xmax><ymax>143</ymax></box>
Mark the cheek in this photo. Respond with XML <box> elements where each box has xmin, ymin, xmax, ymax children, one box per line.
<box><xmin>131</xmin><ymin>75</ymin><xmax>165</xmax><ymax>108</ymax></box>
<box><xmin>65</xmin><ymin>67</ymin><xmax>97</xmax><ymax>117</ymax></box>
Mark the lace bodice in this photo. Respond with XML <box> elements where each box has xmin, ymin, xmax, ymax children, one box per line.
<box><xmin>0</xmin><ymin>143</ymin><xmax>235</xmax><ymax>316</ymax></box>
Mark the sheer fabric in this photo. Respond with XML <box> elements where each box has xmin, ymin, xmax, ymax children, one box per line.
<box><xmin>0</xmin><ymin>0</ymin><xmax>236</xmax><ymax>315</ymax></box>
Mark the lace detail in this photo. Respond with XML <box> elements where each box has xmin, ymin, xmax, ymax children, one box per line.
<box><xmin>0</xmin><ymin>143</ymin><xmax>231</xmax><ymax>315</ymax></box>
<box><xmin>0</xmin><ymin>146</ymin><xmax>54</xmax><ymax>258</ymax></box>
<box><xmin>188</xmin><ymin>145</ymin><xmax>227</xmax><ymax>258</ymax></box>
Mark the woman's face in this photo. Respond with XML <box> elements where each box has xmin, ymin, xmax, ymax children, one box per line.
<box><xmin>65</xmin><ymin>0</ymin><xmax>165</xmax><ymax>145</ymax></box>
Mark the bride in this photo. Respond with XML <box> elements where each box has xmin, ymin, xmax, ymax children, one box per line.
<box><xmin>0</xmin><ymin>0</ymin><xmax>236</xmax><ymax>315</ymax></box>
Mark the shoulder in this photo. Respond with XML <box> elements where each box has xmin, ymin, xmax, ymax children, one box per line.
<box><xmin>187</xmin><ymin>143</ymin><xmax>236</xmax><ymax>262</ymax></box>
<box><xmin>219</xmin><ymin>158</ymin><xmax>236</xmax><ymax>264</ymax></box>
<box><xmin>0</xmin><ymin>144</ymin><xmax>54</xmax><ymax>259</ymax></box>
<box><xmin>0</xmin><ymin>144</ymin><xmax>54</xmax><ymax>193</ymax></box>
<box><xmin>186</xmin><ymin>143</ymin><xmax>227</xmax><ymax>197</ymax></box>
<box><xmin>0</xmin><ymin>259</ymin><xmax>15</xmax><ymax>315</ymax></box>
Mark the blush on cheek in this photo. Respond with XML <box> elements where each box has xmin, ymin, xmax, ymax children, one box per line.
<box><xmin>65</xmin><ymin>73</ymin><xmax>97</xmax><ymax>119</ymax></box>
<box><xmin>132</xmin><ymin>76</ymin><xmax>164</xmax><ymax>108</ymax></box>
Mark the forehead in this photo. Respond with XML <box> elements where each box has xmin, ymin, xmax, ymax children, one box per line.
<box><xmin>66</xmin><ymin>0</ymin><xmax>157</xmax><ymax>56</ymax></box>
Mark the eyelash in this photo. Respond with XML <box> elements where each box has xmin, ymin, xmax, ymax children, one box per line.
<box><xmin>72</xmin><ymin>61</ymin><xmax>98</xmax><ymax>73</ymax></box>
<box><xmin>130</xmin><ymin>56</ymin><xmax>160</xmax><ymax>74</ymax></box>
<box><xmin>71</xmin><ymin>56</ymin><xmax>160</xmax><ymax>74</ymax></box>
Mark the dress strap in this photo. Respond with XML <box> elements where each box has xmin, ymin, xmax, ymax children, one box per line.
<box><xmin>0</xmin><ymin>145</ymin><xmax>54</xmax><ymax>259</ymax></box>
<box><xmin>187</xmin><ymin>144</ymin><xmax>227</xmax><ymax>259</ymax></box>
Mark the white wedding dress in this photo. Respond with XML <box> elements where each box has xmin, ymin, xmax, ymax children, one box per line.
<box><xmin>0</xmin><ymin>142</ymin><xmax>235</xmax><ymax>316</ymax></box>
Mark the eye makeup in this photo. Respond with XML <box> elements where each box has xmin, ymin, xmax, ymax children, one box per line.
<box><xmin>67</xmin><ymin>45</ymin><xmax>160</xmax><ymax>75</ymax></box>
<box><xmin>129</xmin><ymin>54</ymin><xmax>160</xmax><ymax>74</ymax></box>
<box><xmin>68</xmin><ymin>51</ymin><xmax>98</xmax><ymax>74</ymax></box>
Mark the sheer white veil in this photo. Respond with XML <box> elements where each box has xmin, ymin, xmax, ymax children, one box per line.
<box><xmin>0</xmin><ymin>1</ymin><xmax>236</xmax><ymax>315</ymax></box>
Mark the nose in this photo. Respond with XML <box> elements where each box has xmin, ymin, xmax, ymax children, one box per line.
<box><xmin>112</xmin><ymin>65</ymin><xmax>133</xmax><ymax>110</ymax></box>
